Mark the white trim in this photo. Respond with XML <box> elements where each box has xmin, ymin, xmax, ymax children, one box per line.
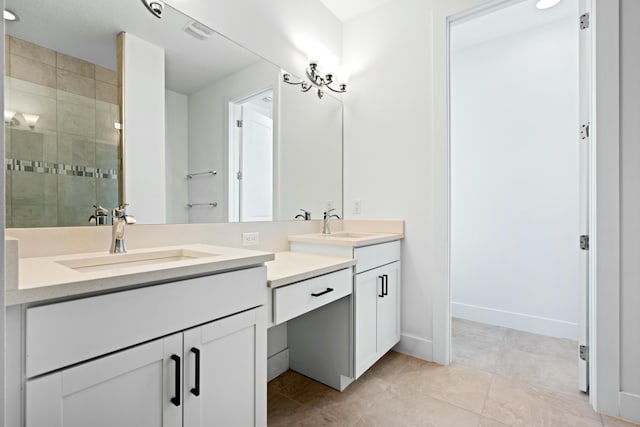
<box><xmin>394</xmin><ymin>333</ymin><xmax>433</xmax><ymax>361</ymax></box>
<box><xmin>619</xmin><ymin>392</ymin><xmax>640</xmax><ymax>424</ymax></box>
<box><xmin>452</xmin><ymin>303</ymin><xmax>578</xmax><ymax>340</ymax></box>
<box><xmin>591</xmin><ymin>0</ymin><xmax>620</xmax><ymax>415</ymax></box>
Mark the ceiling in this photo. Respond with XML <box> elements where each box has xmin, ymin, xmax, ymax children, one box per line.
<box><xmin>319</xmin><ymin>0</ymin><xmax>396</xmax><ymax>22</ymax></box>
<box><xmin>451</xmin><ymin>0</ymin><xmax>578</xmax><ymax>51</ymax></box>
<box><xmin>5</xmin><ymin>0</ymin><xmax>264</xmax><ymax>95</ymax></box>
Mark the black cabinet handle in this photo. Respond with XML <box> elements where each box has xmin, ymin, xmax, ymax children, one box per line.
<box><xmin>170</xmin><ymin>354</ymin><xmax>181</xmax><ymax>406</ymax></box>
<box><xmin>378</xmin><ymin>275</ymin><xmax>385</xmax><ymax>298</ymax></box>
<box><xmin>191</xmin><ymin>347</ymin><xmax>201</xmax><ymax>397</ymax></box>
<box><xmin>311</xmin><ymin>287</ymin><xmax>334</xmax><ymax>297</ymax></box>
<box><xmin>383</xmin><ymin>274</ymin><xmax>389</xmax><ymax>296</ymax></box>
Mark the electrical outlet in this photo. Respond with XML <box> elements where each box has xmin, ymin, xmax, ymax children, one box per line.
<box><xmin>242</xmin><ymin>232</ymin><xmax>259</xmax><ymax>246</ymax></box>
<box><xmin>353</xmin><ymin>199</ymin><xmax>362</xmax><ymax>215</ymax></box>
<box><xmin>325</xmin><ymin>200</ymin><xmax>334</xmax><ymax>211</ymax></box>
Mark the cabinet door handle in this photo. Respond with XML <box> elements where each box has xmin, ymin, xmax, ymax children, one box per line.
<box><xmin>191</xmin><ymin>347</ymin><xmax>201</xmax><ymax>397</ymax></box>
<box><xmin>378</xmin><ymin>275</ymin><xmax>385</xmax><ymax>298</ymax></box>
<box><xmin>170</xmin><ymin>354</ymin><xmax>181</xmax><ymax>406</ymax></box>
<box><xmin>311</xmin><ymin>287</ymin><xmax>334</xmax><ymax>297</ymax></box>
<box><xmin>383</xmin><ymin>274</ymin><xmax>389</xmax><ymax>296</ymax></box>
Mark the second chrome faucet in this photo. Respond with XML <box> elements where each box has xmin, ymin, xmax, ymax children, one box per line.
<box><xmin>110</xmin><ymin>204</ymin><xmax>137</xmax><ymax>253</ymax></box>
<box><xmin>322</xmin><ymin>209</ymin><xmax>341</xmax><ymax>235</ymax></box>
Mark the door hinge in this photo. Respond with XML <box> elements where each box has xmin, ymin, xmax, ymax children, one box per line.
<box><xmin>580</xmin><ymin>13</ymin><xmax>590</xmax><ymax>30</ymax></box>
<box><xmin>580</xmin><ymin>122</ymin><xmax>590</xmax><ymax>141</ymax></box>
<box><xmin>236</xmin><ymin>171</ymin><xmax>243</xmax><ymax>180</ymax></box>
<box><xmin>580</xmin><ymin>235</ymin><xmax>589</xmax><ymax>250</ymax></box>
<box><xmin>236</xmin><ymin>119</ymin><xmax>243</xmax><ymax>128</ymax></box>
<box><xmin>580</xmin><ymin>345</ymin><xmax>589</xmax><ymax>362</ymax></box>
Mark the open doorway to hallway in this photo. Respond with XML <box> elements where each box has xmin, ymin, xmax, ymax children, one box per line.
<box><xmin>449</xmin><ymin>0</ymin><xmax>588</xmax><ymax>397</ymax></box>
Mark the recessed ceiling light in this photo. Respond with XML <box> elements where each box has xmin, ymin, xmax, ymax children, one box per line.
<box><xmin>4</xmin><ymin>9</ymin><xmax>19</xmax><ymax>21</ymax></box>
<box><xmin>536</xmin><ymin>0</ymin><xmax>561</xmax><ymax>9</ymax></box>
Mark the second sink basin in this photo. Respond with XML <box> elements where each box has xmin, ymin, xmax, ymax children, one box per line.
<box><xmin>57</xmin><ymin>249</ymin><xmax>220</xmax><ymax>273</ymax></box>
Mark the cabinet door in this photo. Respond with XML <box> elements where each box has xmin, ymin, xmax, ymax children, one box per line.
<box><xmin>26</xmin><ymin>334</ymin><xmax>183</xmax><ymax>427</ymax></box>
<box><xmin>354</xmin><ymin>268</ymin><xmax>382</xmax><ymax>378</ymax></box>
<box><xmin>378</xmin><ymin>261</ymin><xmax>401</xmax><ymax>354</ymax></box>
<box><xmin>183</xmin><ymin>306</ymin><xmax>266</xmax><ymax>427</ymax></box>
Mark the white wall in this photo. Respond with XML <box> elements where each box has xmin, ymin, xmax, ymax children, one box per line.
<box><xmin>123</xmin><ymin>33</ymin><xmax>166</xmax><ymax>224</ymax></box>
<box><xmin>343</xmin><ymin>0</ymin><xmax>442</xmax><ymax>361</ymax></box>
<box><xmin>1</xmin><ymin>18</ymin><xmax>6</xmax><ymax>427</ymax></box>
<box><xmin>165</xmin><ymin>90</ymin><xmax>189</xmax><ymax>223</ymax></box>
<box><xmin>188</xmin><ymin>61</ymin><xmax>279</xmax><ymax>224</ymax></box>
<box><xmin>619</xmin><ymin>0</ymin><xmax>640</xmax><ymax>419</ymax></box>
<box><xmin>279</xmin><ymin>84</ymin><xmax>343</xmax><ymax>220</ymax></box>
<box><xmin>450</xmin><ymin>16</ymin><xmax>579</xmax><ymax>339</ymax></box>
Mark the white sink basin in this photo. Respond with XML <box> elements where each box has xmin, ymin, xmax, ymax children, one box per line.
<box><xmin>324</xmin><ymin>232</ymin><xmax>377</xmax><ymax>238</ymax></box>
<box><xmin>57</xmin><ymin>249</ymin><xmax>220</xmax><ymax>273</ymax></box>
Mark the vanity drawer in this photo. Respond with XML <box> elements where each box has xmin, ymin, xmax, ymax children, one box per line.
<box><xmin>25</xmin><ymin>266</ymin><xmax>267</xmax><ymax>378</ymax></box>
<box><xmin>273</xmin><ymin>268</ymin><xmax>352</xmax><ymax>325</ymax></box>
<box><xmin>354</xmin><ymin>240</ymin><xmax>401</xmax><ymax>273</ymax></box>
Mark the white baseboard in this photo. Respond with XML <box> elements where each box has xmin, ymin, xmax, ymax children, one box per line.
<box><xmin>394</xmin><ymin>333</ymin><xmax>433</xmax><ymax>361</ymax></box>
<box><xmin>619</xmin><ymin>392</ymin><xmax>640</xmax><ymax>424</ymax></box>
<box><xmin>452</xmin><ymin>302</ymin><xmax>578</xmax><ymax>340</ymax></box>
<box><xmin>267</xmin><ymin>349</ymin><xmax>289</xmax><ymax>382</ymax></box>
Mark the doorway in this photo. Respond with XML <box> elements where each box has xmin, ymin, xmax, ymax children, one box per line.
<box><xmin>228</xmin><ymin>89</ymin><xmax>274</xmax><ymax>222</ymax></box>
<box><xmin>448</xmin><ymin>0</ymin><xmax>590</xmax><ymax>394</ymax></box>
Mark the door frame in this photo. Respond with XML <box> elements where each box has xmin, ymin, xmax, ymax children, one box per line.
<box><xmin>435</xmin><ymin>0</ymin><xmax>612</xmax><ymax>413</ymax></box>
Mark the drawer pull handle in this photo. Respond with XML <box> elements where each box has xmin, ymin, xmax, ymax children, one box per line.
<box><xmin>191</xmin><ymin>347</ymin><xmax>201</xmax><ymax>397</ymax></box>
<box><xmin>378</xmin><ymin>275</ymin><xmax>385</xmax><ymax>298</ymax></box>
<box><xmin>311</xmin><ymin>288</ymin><xmax>334</xmax><ymax>297</ymax></box>
<box><xmin>383</xmin><ymin>274</ymin><xmax>389</xmax><ymax>296</ymax></box>
<box><xmin>171</xmin><ymin>354</ymin><xmax>181</xmax><ymax>407</ymax></box>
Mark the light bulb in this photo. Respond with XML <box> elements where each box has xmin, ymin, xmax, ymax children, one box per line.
<box><xmin>3</xmin><ymin>9</ymin><xmax>18</xmax><ymax>21</ymax></box>
<box><xmin>4</xmin><ymin>110</ymin><xmax>16</xmax><ymax>123</ymax></box>
<box><xmin>536</xmin><ymin>0</ymin><xmax>561</xmax><ymax>9</ymax></box>
<box><xmin>22</xmin><ymin>113</ymin><xmax>40</xmax><ymax>129</ymax></box>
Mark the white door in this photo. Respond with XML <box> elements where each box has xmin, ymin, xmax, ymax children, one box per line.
<box><xmin>26</xmin><ymin>334</ymin><xmax>183</xmax><ymax>427</ymax></box>
<box><xmin>354</xmin><ymin>268</ymin><xmax>381</xmax><ymax>378</ymax></box>
<box><xmin>378</xmin><ymin>262</ymin><xmax>401</xmax><ymax>354</ymax></box>
<box><xmin>578</xmin><ymin>0</ymin><xmax>592</xmax><ymax>393</ymax></box>
<box><xmin>183</xmin><ymin>307</ymin><xmax>267</xmax><ymax>427</ymax></box>
<box><xmin>239</xmin><ymin>106</ymin><xmax>273</xmax><ymax>222</ymax></box>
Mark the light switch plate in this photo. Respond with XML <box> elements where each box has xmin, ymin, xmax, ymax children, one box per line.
<box><xmin>242</xmin><ymin>232</ymin><xmax>259</xmax><ymax>246</ymax></box>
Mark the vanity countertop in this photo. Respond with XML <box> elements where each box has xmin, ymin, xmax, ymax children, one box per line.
<box><xmin>266</xmin><ymin>251</ymin><xmax>356</xmax><ymax>288</ymax></box>
<box><xmin>7</xmin><ymin>244</ymin><xmax>274</xmax><ymax>306</ymax></box>
<box><xmin>287</xmin><ymin>231</ymin><xmax>404</xmax><ymax>247</ymax></box>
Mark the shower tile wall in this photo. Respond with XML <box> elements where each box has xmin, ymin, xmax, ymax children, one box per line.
<box><xmin>5</xmin><ymin>35</ymin><xmax>120</xmax><ymax>227</ymax></box>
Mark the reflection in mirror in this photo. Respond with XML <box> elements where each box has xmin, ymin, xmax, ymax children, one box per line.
<box><xmin>4</xmin><ymin>0</ymin><xmax>343</xmax><ymax>227</ymax></box>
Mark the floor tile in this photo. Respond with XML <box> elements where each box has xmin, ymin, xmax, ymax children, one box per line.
<box><xmin>602</xmin><ymin>415</ymin><xmax>640</xmax><ymax>427</ymax></box>
<box><xmin>501</xmin><ymin>328</ymin><xmax>577</xmax><ymax>359</ymax></box>
<box><xmin>392</xmin><ymin>361</ymin><xmax>493</xmax><ymax>413</ymax></box>
<box><xmin>482</xmin><ymin>374</ymin><xmax>601</xmax><ymax>427</ymax></box>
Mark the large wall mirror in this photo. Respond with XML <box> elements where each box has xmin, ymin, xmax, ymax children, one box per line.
<box><xmin>4</xmin><ymin>0</ymin><xmax>343</xmax><ymax>227</ymax></box>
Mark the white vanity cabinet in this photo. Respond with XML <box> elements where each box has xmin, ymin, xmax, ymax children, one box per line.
<box><xmin>9</xmin><ymin>265</ymin><xmax>268</xmax><ymax>427</ymax></box>
<box><xmin>289</xmin><ymin>239</ymin><xmax>402</xmax><ymax>380</ymax></box>
<box><xmin>26</xmin><ymin>307</ymin><xmax>265</xmax><ymax>427</ymax></box>
<box><xmin>354</xmin><ymin>261</ymin><xmax>400</xmax><ymax>378</ymax></box>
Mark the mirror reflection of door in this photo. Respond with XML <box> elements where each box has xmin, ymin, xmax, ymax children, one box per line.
<box><xmin>229</xmin><ymin>90</ymin><xmax>273</xmax><ymax>222</ymax></box>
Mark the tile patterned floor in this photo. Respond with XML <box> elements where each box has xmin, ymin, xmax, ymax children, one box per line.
<box><xmin>267</xmin><ymin>318</ymin><xmax>640</xmax><ymax>426</ymax></box>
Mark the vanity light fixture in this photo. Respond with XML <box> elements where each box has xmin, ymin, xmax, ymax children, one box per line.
<box><xmin>3</xmin><ymin>9</ymin><xmax>19</xmax><ymax>21</ymax></box>
<box><xmin>4</xmin><ymin>110</ymin><xmax>17</xmax><ymax>125</ymax></box>
<box><xmin>283</xmin><ymin>63</ymin><xmax>348</xmax><ymax>99</ymax></box>
<box><xmin>536</xmin><ymin>0</ymin><xmax>561</xmax><ymax>9</ymax></box>
<box><xmin>22</xmin><ymin>113</ymin><xmax>40</xmax><ymax>130</ymax></box>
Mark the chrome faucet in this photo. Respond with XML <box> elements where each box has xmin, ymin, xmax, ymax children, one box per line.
<box><xmin>89</xmin><ymin>205</ymin><xmax>109</xmax><ymax>226</ymax></box>
<box><xmin>295</xmin><ymin>209</ymin><xmax>312</xmax><ymax>220</ymax></box>
<box><xmin>322</xmin><ymin>209</ymin><xmax>341</xmax><ymax>235</ymax></box>
<box><xmin>110</xmin><ymin>204</ymin><xmax>136</xmax><ymax>253</ymax></box>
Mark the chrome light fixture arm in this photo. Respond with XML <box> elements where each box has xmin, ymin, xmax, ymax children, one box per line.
<box><xmin>282</xmin><ymin>62</ymin><xmax>347</xmax><ymax>99</ymax></box>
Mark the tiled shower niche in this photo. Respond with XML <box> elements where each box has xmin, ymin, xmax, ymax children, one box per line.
<box><xmin>5</xmin><ymin>35</ymin><xmax>121</xmax><ymax>227</ymax></box>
